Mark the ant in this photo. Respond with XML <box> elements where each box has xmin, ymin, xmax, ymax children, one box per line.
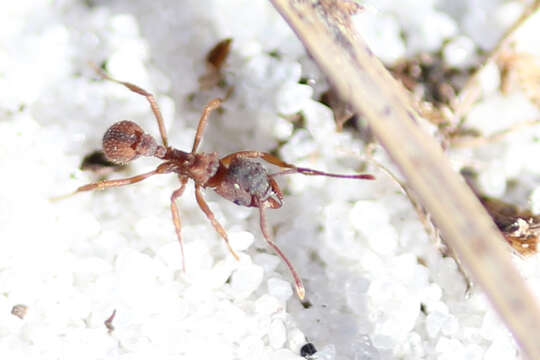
<box><xmin>56</xmin><ymin>68</ymin><xmax>375</xmax><ymax>300</ymax></box>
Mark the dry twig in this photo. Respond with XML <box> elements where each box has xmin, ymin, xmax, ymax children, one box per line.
<box><xmin>270</xmin><ymin>0</ymin><xmax>540</xmax><ymax>358</ymax></box>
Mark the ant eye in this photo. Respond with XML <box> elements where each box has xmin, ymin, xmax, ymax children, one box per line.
<box><xmin>103</xmin><ymin>120</ymin><xmax>157</xmax><ymax>164</ymax></box>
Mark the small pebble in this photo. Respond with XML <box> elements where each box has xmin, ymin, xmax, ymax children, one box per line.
<box><xmin>300</xmin><ymin>342</ymin><xmax>317</xmax><ymax>357</ymax></box>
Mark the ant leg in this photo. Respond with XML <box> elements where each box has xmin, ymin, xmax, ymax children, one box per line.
<box><xmin>264</xmin><ymin>177</ymin><xmax>283</xmax><ymax>209</ymax></box>
<box><xmin>191</xmin><ymin>98</ymin><xmax>223</xmax><ymax>153</ymax></box>
<box><xmin>92</xmin><ymin>65</ymin><xmax>169</xmax><ymax>148</ymax></box>
<box><xmin>51</xmin><ymin>170</ymin><xmax>158</xmax><ymax>201</ymax></box>
<box><xmin>51</xmin><ymin>162</ymin><xmax>176</xmax><ymax>201</ymax></box>
<box><xmin>256</xmin><ymin>199</ymin><xmax>305</xmax><ymax>300</ymax></box>
<box><xmin>170</xmin><ymin>176</ymin><xmax>189</xmax><ymax>272</ymax></box>
<box><xmin>193</xmin><ymin>184</ymin><xmax>240</xmax><ymax>260</ymax></box>
<box><xmin>221</xmin><ymin>151</ymin><xmax>290</xmax><ymax>167</ymax></box>
<box><xmin>221</xmin><ymin>151</ymin><xmax>375</xmax><ymax>180</ymax></box>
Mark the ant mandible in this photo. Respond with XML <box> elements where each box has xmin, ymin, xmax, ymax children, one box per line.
<box><xmin>60</xmin><ymin>68</ymin><xmax>375</xmax><ymax>300</ymax></box>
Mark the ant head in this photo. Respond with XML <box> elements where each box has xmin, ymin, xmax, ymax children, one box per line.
<box><xmin>102</xmin><ymin>121</ymin><xmax>160</xmax><ymax>164</ymax></box>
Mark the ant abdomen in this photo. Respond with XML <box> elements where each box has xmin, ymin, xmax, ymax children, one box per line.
<box><xmin>215</xmin><ymin>157</ymin><xmax>271</xmax><ymax>207</ymax></box>
<box><xmin>103</xmin><ymin>120</ymin><xmax>164</xmax><ymax>163</ymax></box>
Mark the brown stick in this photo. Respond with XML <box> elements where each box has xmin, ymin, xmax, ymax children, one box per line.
<box><xmin>269</xmin><ymin>0</ymin><xmax>540</xmax><ymax>358</ymax></box>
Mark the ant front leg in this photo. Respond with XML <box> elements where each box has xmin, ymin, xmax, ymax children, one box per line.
<box><xmin>221</xmin><ymin>151</ymin><xmax>375</xmax><ymax>180</ymax></box>
<box><xmin>51</xmin><ymin>162</ymin><xmax>176</xmax><ymax>201</ymax></box>
<box><xmin>170</xmin><ymin>176</ymin><xmax>189</xmax><ymax>272</ymax></box>
<box><xmin>256</xmin><ymin>199</ymin><xmax>305</xmax><ymax>300</ymax></box>
<box><xmin>194</xmin><ymin>184</ymin><xmax>240</xmax><ymax>261</ymax></box>
<box><xmin>92</xmin><ymin>65</ymin><xmax>170</xmax><ymax>148</ymax></box>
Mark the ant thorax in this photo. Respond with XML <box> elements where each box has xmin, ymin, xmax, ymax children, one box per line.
<box><xmin>184</xmin><ymin>152</ymin><xmax>220</xmax><ymax>185</ymax></box>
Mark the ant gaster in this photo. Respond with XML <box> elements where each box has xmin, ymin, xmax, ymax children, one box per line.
<box><xmin>58</xmin><ymin>69</ymin><xmax>375</xmax><ymax>300</ymax></box>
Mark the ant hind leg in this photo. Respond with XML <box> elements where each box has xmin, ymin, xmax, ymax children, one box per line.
<box><xmin>221</xmin><ymin>151</ymin><xmax>374</xmax><ymax>180</ymax></box>
<box><xmin>256</xmin><ymin>200</ymin><xmax>306</xmax><ymax>300</ymax></box>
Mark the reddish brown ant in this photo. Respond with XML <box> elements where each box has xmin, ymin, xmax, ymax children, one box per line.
<box><xmin>56</xmin><ymin>69</ymin><xmax>374</xmax><ymax>300</ymax></box>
